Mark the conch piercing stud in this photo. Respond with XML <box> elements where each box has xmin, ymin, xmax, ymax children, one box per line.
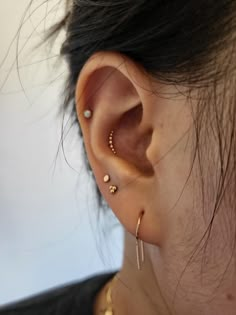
<box><xmin>109</xmin><ymin>185</ymin><xmax>118</xmax><ymax>194</ymax></box>
<box><xmin>109</xmin><ymin>130</ymin><xmax>117</xmax><ymax>155</ymax></box>
<box><xmin>83</xmin><ymin>109</ymin><xmax>92</xmax><ymax>119</ymax></box>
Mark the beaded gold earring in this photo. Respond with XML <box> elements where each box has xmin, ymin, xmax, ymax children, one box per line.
<box><xmin>109</xmin><ymin>130</ymin><xmax>116</xmax><ymax>155</ymax></box>
<box><xmin>109</xmin><ymin>185</ymin><xmax>118</xmax><ymax>194</ymax></box>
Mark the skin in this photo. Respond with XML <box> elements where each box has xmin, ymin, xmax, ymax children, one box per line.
<box><xmin>75</xmin><ymin>51</ymin><xmax>236</xmax><ymax>315</ymax></box>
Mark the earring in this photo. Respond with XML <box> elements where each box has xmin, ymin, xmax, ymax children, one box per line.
<box><xmin>109</xmin><ymin>185</ymin><xmax>118</xmax><ymax>194</ymax></box>
<box><xmin>109</xmin><ymin>130</ymin><xmax>117</xmax><ymax>155</ymax></box>
<box><xmin>83</xmin><ymin>109</ymin><xmax>92</xmax><ymax>119</ymax></box>
<box><xmin>103</xmin><ymin>175</ymin><xmax>110</xmax><ymax>183</ymax></box>
<box><xmin>103</xmin><ymin>175</ymin><xmax>117</xmax><ymax>194</ymax></box>
<box><xmin>135</xmin><ymin>211</ymin><xmax>145</xmax><ymax>270</ymax></box>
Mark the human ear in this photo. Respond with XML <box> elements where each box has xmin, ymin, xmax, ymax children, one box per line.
<box><xmin>75</xmin><ymin>51</ymin><xmax>162</xmax><ymax>245</ymax></box>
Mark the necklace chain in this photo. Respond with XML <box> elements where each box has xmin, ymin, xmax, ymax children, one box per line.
<box><xmin>102</xmin><ymin>275</ymin><xmax>117</xmax><ymax>315</ymax></box>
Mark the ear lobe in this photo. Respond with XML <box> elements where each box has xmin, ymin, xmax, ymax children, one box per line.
<box><xmin>75</xmin><ymin>52</ymin><xmax>159</xmax><ymax>245</ymax></box>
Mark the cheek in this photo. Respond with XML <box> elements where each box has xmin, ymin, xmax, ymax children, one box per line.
<box><xmin>155</xmin><ymin>127</ymin><xmax>205</xmax><ymax>246</ymax></box>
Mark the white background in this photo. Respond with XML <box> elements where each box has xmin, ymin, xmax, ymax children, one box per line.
<box><xmin>0</xmin><ymin>0</ymin><xmax>123</xmax><ymax>305</ymax></box>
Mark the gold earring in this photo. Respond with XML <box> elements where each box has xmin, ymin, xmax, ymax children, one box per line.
<box><xmin>135</xmin><ymin>211</ymin><xmax>145</xmax><ymax>270</ymax></box>
<box><xmin>109</xmin><ymin>130</ymin><xmax>117</xmax><ymax>155</ymax></box>
<box><xmin>103</xmin><ymin>175</ymin><xmax>110</xmax><ymax>183</ymax></box>
<box><xmin>109</xmin><ymin>185</ymin><xmax>118</xmax><ymax>194</ymax></box>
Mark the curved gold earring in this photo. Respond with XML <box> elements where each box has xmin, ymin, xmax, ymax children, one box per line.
<box><xmin>135</xmin><ymin>211</ymin><xmax>145</xmax><ymax>270</ymax></box>
<box><xmin>109</xmin><ymin>130</ymin><xmax>117</xmax><ymax>155</ymax></box>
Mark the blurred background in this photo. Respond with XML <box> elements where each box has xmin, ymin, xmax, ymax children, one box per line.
<box><xmin>0</xmin><ymin>0</ymin><xmax>123</xmax><ymax>305</ymax></box>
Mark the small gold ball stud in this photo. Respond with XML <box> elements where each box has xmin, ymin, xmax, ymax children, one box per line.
<box><xmin>103</xmin><ymin>175</ymin><xmax>110</xmax><ymax>183</ymax></box>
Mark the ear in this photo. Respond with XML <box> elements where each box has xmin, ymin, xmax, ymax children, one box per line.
<box><xmin>75</xmin><ymin>51</ymin><xmax>161</xmax><ymax>245</ymax></box>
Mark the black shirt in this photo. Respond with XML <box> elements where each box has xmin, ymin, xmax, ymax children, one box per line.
<box><xmin>0</xmin><ymin>272</ymin><xmax>116</xmax><ymax>315</ymax></box>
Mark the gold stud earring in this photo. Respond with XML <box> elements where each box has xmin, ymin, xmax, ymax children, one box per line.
<box><xmin>103</xmin><ymin>175</ymin><xmax>110</xmax><ymax>183</ymax></box>
<box><xmin>136</xmin><ymin>211</ymin><xmax>145</xmax><ymax>270</ymax></box>
<box><xmin>109</xmin><ymin>130</ymin><xmax>117</xmax><ymax>155</ymax></box>
<box><xmin>109</xmin><ymin>185</ymin><xmax>118</xmax><ymax>194</ymax></box>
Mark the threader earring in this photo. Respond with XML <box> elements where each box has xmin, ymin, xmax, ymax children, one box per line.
<box><xmin>136</xmin><ymin>211</ymin><xmax>145</xmax><ymax>270</ymax></box>
<box><xmin>102</xmin><ymin>212</ymin><xmax>146</xmax><ymax>314</ymax></box>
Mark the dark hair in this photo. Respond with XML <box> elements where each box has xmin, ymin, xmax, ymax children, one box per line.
<box><xmin>58</xmin><ymin>0</ymin><xmax>235</xmax><ymax>98</ymax></box>
<box><xmin>48</xmin><ymin>0</ymin><xmax>236</xmax><ymax>291</ymax></box>
<box><xmin>52</xmin><ymin>0</ymin><xmax>236</xmax><ymax>204</ymax></box>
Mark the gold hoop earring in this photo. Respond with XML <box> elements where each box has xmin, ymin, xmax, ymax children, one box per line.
<box><xmin>135</xmin><ymin>211</ymin><xmax>145</xmax><ymax>270</ymax></box>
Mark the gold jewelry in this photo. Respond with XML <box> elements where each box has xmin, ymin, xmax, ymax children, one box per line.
<box><xmin>103</xmin><ymin>175</ymin><xmax>110</xmax><ymax>183</ymax></box>
<box><xmin>136</xmin><ymin>211</ymin><xmax>145</xmax><ymax>270</ymax></box>
<box><xmin>103</xmin><ymin>275</ymin><xmax>117</xmax><ymax>315</ymax></box>
<box><xmin>109</xmin><ymin>130</ymin><xmax>117</xmax><ymax>155</ymax></box>
<box><xmin>109</xmin><ymin>185</ymin><xmax>118</xmax><ymax>194</ymax></box>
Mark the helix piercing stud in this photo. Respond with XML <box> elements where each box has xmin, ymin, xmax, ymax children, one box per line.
<box><xmin>83</xmin><ymin>109</ymin><xmax>92</xmax><ymax>119</ymax></box>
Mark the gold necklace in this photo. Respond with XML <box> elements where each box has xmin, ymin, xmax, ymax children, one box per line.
<box><xmin>102</xmin><ymin>275</ymin><xmax>117</xmax><ymax>315</ymax></box>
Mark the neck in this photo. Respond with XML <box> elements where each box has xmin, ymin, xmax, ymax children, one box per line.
<box><xmin>109</xmin><ymin>232</ymin><xmax>236</xmax><ymax>315</ymax></box>
<box><xmin>111</xmin><ymin>232</ymin><xmax>170</xmax><ymax>315</ymax></box>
